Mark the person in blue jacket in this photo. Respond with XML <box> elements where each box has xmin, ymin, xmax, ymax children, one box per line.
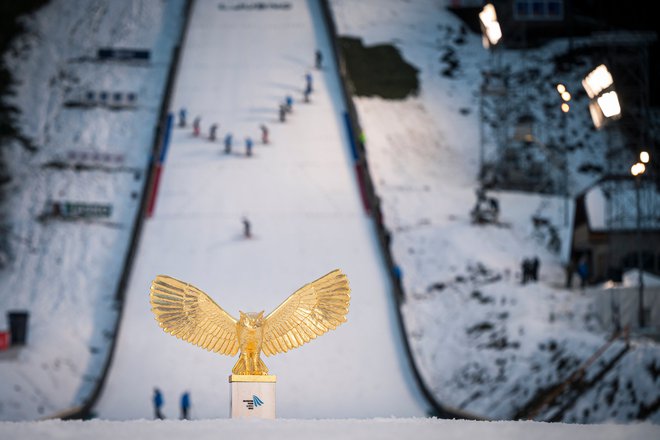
<box><xmin>224</xmin><ymin>133</ymin><xmax>232</xmax><ymax>154</ymax></box>
<box><xmin>577</xmin><ymin>255</ymin><xmax>589</xmax><ymax>289</ymax></box>
<box><xmin>305</xmin><ymin>72</ymin><xmax>312</xmax><ymax>92</ymax></box>
<box><xmin>178</xmin><ymin>107</ymin><xmax>187</xmax><ymax>127</ymax></box>
<box><xmin>245</xmin><ymin>137</ymin><xmax>253</xmax><ymax>157</ymax></box>
<box><xmin>180</xmin><ymin>391</ymin><xmax>191</xmax><ymax>419</ymax></box>
<box><xmin>153</xmin><ymin>387</ymin><xmax>164</xmax><ymax>419</ymax></box>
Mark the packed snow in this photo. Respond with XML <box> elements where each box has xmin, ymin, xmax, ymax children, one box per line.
<box><xmin>2</xmin><ymin>417</ymin><xmax>660</xmax><ymax>440</ymax></box>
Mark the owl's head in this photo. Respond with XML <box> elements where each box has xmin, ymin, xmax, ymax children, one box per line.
<box><xmin>239</xmin><ymin>311</ymin><xmax>265</xmax><ymax>328</ymax></box>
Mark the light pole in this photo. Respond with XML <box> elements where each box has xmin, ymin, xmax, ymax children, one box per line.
<box><xmin>630</xmin><ymin>152</ymin><xmax>649</xmax><ymax>328</ymax></box>
<box><xmin>478</xmin><ymin>3</ymin><xmax>502</xmax><ymax>185</ymax></box>
<box><xmin>556</xmin><ymin>84</ymin><xmax>571</xmax><ymax>226</ymax></box>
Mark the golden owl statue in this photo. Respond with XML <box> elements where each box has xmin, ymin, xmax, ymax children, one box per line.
<box><xmin>149</xmin><ymin>269</ymin><xmax>350</xmax><ymax>375</ymax></box>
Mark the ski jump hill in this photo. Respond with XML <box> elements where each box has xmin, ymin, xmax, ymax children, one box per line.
<box><xmin>94</xmin><ymin>0</ymin><xmax>428</xmax><ymax>419</ymax></box>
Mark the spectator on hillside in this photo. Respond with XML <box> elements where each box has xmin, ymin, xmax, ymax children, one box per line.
<box><xmin>577</xmin><ymin>256</ymin><xmax>589</xmax><ymax>289</ymax></box>
<box><xmin>521</xmin><ymin>258</ymin><xmax>531</xmax><ymax>284</ymax></box>
<box><xmin>565</xmin><ymin>258</ymin><xmax>575</xmax><ymax>289</ymax></box>
<box><xmin>488</xmin><ymin>196</ymin><xmax>499</xmax><ymax>222</ymax></box>
<box><xmin>530</xmin><ymin>256</ymin><xmax>539</xmax><ymax>281</ymax></box>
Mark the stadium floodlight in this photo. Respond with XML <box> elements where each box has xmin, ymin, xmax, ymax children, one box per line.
<box><xmin>631</xmin><ymin>162</ymin><xmax>646</xmax><ymax>176</ymax></box>
<box><xmin>582</xmin><ymin>64</ymin><xmax>614</xmax><ymax>99</ymax></box>
<box><xmin>640</xmin><ymin>151</ymin><xmax>650</xmax><ymax>164</ymax></box>
<box><xmin>583</xmin><ymin>64</ymin><xmax>621</xmax><ymax>129</ymax></box>
<box><xmin>588</xmin><ymin>101</ymin><xmax>606</xmax><ymax>129</ymax></box>
<box><xmin>597</xmin><ymin>91</ymin><xmax>622</xmax><ymax>118</ymax></box>
<box><xmin>556</xmin><ymin>84</ymin><xmax>571</xmax><ymax>113</ymax></box>
<box><xmin>479</xmin><ymin>4</ymin><xmax>502</xmax><ymax>49</ymax></box>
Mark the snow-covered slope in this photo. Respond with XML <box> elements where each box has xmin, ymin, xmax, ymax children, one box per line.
<box><xmin>0</xmin><ymin>0</ymin><xmax>185</xmax><ymax>421</ymax></box>
<box><xmin>93</xmin><ymin>0</ymin><xmax>427</xmax><ymax>420</ymax></box>
<box><xmin>328</xmin><ymin>0</ymin><xmax>660</xmax><ymax>423</ymax></box>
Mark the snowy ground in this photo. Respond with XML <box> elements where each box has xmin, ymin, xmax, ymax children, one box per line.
<box><xmin>328</xmin><ymin>0</ymin><xmax>660</xmax><ymax>423</ymax></box>
<box><xmin>2</xmin><ymin>418</ymin><xmax>659</xmax><ymax>440</ymax></box>
<box><xmin>0</xmin><ymin>0</ymin><xmax>185</xmax><ymax>420</ymax></box>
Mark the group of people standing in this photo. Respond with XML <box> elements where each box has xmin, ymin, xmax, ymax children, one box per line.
<box><xmin>521</xmin><ymin>256</ymin><xmax>540</xmax><ymax>284</ymax></box>
<box><xmin>177</xmin><ymin>107</ymin><xmax>268</xmax><ymax>158</ymax></box>
<box><xmin>153</xmin><ymin>388</ymin><xmax>190</xmax><ymax>420</ymax></box>
<box><xmin>279</xmin><ymin>66</ymin><xmax>317</xmax><ymax>122</ymax></box>
<box><xmin>178</xmin><ymin>50</ymin><xmax>322</xmax><ymax>156</ymax></box>
<box><xmin>566</xmin><ymin>254</ymin><xmax>590</xmax><ymax>289</ymax></box>
<box><xmin>172</xmin><ymin>51</ymin><xmax>323</xmax><ymax>243</ymax></box>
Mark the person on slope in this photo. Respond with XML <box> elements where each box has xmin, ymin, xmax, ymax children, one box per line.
<box><xmin>245</xmin><ymin>137</ymin><xmax>253</xmax><ymax>157</ymax></box>
<box><xmin>153</xmin><ymin>388</ymin><xmax>164</xmax><ymax>420</ymax></box>
<box><xmin>224</xmin><ymin>133</ymin><xmax>232</xmax><ymax>154</ymax></box>
<box><xmin>192</xmin><ymin>116</ymin><xmax>201</xmax><ymax>137</ymax></box>
<box><xmin>209</xmin><ymin>123</ymin><xmax>218</xmax><ymax>141</ymax></box>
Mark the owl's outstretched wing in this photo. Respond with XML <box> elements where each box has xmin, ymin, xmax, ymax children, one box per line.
<box><xmin>150</xmin><ymin>275</ymin><xmax>239</xmax><ymax>356</ymax></box>
<box><xmin>262</xmin><ymin>269</ymin><xmax>350</xmax><ymax>356</ymax></box>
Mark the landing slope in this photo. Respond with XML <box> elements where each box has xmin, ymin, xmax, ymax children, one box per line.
<box><xmin>94</xmin><ymin>0</ymin><xmax>426</xmax><ymax>419</ymax></box>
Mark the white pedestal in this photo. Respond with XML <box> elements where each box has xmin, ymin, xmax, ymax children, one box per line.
<box><xmin>229</xmin><ymin>375</ymin><xmax>277</xmax><ymax>419</ymax></box>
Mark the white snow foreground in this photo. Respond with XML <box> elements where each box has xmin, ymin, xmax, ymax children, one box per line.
<box><xmin>1</xmin><ymin>418</ymin><xmax>658</xmax><ymax>440</ymax></box>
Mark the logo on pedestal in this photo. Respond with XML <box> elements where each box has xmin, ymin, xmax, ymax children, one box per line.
<box><xmin>243</xmin><ymin>395</ymin><xmax>264</xmax><ymax>410</ymax></box>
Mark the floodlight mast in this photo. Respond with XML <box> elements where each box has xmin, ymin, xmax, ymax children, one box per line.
<box><xmin>630</xmin><ymin>151</ymin><xmax>650</xmax><ymax>329</ymax></box>
<box><xmin>582</xmin><ymin>64</ymin><xmax>614</xmax><ymax>99</ymax></box>
<box><xmin>479</xmin><ymin>4</ymin><xmax>502</xmax><ymax>49</ymax></box>
<box><xmin>582</xmin><ymin>64</ymin><xmax>621</xmax><ymax>129</ymax></box>
<box><xmin>556</xmin><ymin>84</ymin><xmax>572</xmax><ymax>226</ymax></box>
<box><xmin>478</xmin><ymin>3</ymin><xmax>503</xmax><ymax>185</ymax></box>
